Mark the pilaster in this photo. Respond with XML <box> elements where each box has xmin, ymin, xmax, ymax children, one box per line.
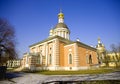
<box><xmin>74</xmin><ymin>43</ymin><xmax>79</xmax><ymax>67</ymax></box>
<box><xmin>45</xmin><ymin>43</ymin><xmax>48</xmax><ymax>66</ymax></box>
<box><xmin>55</xmin><ymin>38</ymin><xmax>60</xmax><ymax>67</ymax></box>
<box><xmin>52</xmin><ymin>40</ymin><xmax>55</xmax><ymax>66</ymax></box>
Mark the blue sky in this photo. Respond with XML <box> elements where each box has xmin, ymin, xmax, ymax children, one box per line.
<box><xmin>0</xmin><ymin>0</ymin><xmax>120</xmax><ymax>58</ymax></box>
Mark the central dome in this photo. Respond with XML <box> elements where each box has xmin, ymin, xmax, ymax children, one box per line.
<box><xmin>49</xmin><ymin>10</ymin><xmax>70</xmax><ymax>40</ymax></box>
<box><xmin>54</xmin><ymin>23</ymin><xmax>68</xmax><ymax>29</ymax></box>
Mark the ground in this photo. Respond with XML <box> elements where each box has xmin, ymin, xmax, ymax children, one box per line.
<box><xmin>0</xmin><ymin>71</ymin><xmax>120</xmax><ymax>84</ymax></box>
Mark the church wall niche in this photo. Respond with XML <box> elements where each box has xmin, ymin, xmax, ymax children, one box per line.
<box><xmin>59</xmin><ymin>41</ymin><xmax>65</xmax><ymax>66</ymax></box>
<box><xmin>78</xmin><ymin>47</ymin><xmax>86</xmax><ymax>66</ymax></box>
<box><xmin>64</xmin><ymin>44</ymin><xmax>74</xmax><ymax>67</ymax></box>
<box><xmin>48</xmin><ymin>42</ymin><xmax>53</xmax><ymax>66</ymax></box>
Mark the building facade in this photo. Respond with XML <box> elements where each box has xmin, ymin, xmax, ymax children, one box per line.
<box><xmin>96</xmin><ymin>38</ymin><xmax>106</xmax><ymax>66</ymax></box>
<box><xmin>96</xmin><ymin>38</ymin><xmax>120</xmax><ymax>67</ymax></box>
<box><xmin>22</xmin><ymin>11</ymin><xmax>98</xmax><ymax>70</ymax></box>
<box><xmin>107</xmin><ymin>53</ymin><xmax>120</xmax><ymax>67</ymax></box>
<box><xmin>7</xmin><ymin>59</ymin><xmax>21</xmax><ymax>68</ymax></box>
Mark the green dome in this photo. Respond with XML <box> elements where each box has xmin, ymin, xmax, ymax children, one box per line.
<box><xmin>54</xmin><ymin>23</ymin><xmax>68</xmax><ymax>29</ymax></box>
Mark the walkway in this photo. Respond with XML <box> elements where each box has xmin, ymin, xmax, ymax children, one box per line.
<box><xmin>0</xmin><ymin>71</ymin><xmax>120</xmax><ymax>84</ymax></box>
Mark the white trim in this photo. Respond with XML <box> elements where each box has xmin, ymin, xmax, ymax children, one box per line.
<box><xmin>55</xmin><ymin>38</ymin><xmax>59</xmax><ymax>66</ymax></box>
<box><xmin>30</xmin><ymin>39</ymin><xmax>56</xmax><ymax>49</ymax></box>
<box><xmin>45</xmin><ymin>43</ymin><xmax>48</xmax><ymax>66</ymax></box>
<box><xmin>64</xmin><ymin>43</ymin><xmax>75</xmax><ymax>47</ymax></box>
<box><xmin>74</xmin><ymin>43</ymin><xmax>79</xmax><ymax>67</ymax></box>
<box><xmin>58</xmin><ymin>18</ymin><xmax>64</xmax><ymax>23</ymax></box>
<box><xmin>54</xmin><ymin>28</ymin><xmax>69</xmax><ymax>31</ymax></box>
<box><xmin>52</xmin><ymin>41</ymin><xmax>55</xmax><ymax>66</ymax></box>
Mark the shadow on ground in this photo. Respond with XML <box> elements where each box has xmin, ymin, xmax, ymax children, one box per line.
<box><xmin>6</xmin><ymin>72</ymin><xmax>24</xmax><ymax>79</ymax></box>
<box><xmin>4</xmin><ymin>72</ymin><xmax>24</xmax><ymax>83</ymax></box>
<box><xmin>43</xmin><ymin>80</ymin><xmax>120</xmax><ymax>84</ymax></box>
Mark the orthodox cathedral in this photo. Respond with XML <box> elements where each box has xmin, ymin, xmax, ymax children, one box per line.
<box><xmin>22</xmin><ymin>10</ymin><xmax>100</xmax><ymax>70</ymax></box>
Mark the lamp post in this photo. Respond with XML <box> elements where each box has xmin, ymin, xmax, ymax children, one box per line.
<box><xmin>0</xmin><ymin>46</ymin><xmax>4</xmax><ymax>66</ymax></box>
<box><xmin>0</xmin><ymin>46</ymin><xmax>9</xmax><ymax>66</ymax></box>
<box><xmin>0</xmin><ymin>46</ymin><xmax>8</xmax><ymax>79</ymax></box>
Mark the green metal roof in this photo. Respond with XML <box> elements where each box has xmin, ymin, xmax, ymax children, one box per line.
<box><xmin>75</xmin><ymin>41</ymin><xmax>97</xmax><ymax>51</ymax></box>
<box><xmin>29</xmin><ymin>35</ymin><xmax>73</xmax><ymax>47</ymax></box>
<box><xmin>29</xmin><ymin>35</ymin><xmax>96</xmax><ymax>51</ymax></box>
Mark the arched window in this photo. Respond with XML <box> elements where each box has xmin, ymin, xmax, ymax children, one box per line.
<box><xmin>37</xmin><ymin>56</ymin><xmax>40</xmax><ymax>64</ymax></box>
<box><xmin>49</xmin><ymin>54</ymin><xmax>52</xmax><ymax>64</ymax></box>
<box><xmin>89</xmin><ymin>55</ymin><xmax>92</xmax><ymax>64</ymax></box>
<box><xmin>86</xmin><ymin>55</ymin><xmax>89</xmax><ymax>64</ymax></box>
<box><xmin>69</xmin><ymin>54</ymin><xmax>72</xmax><ymax>64</ymax></box>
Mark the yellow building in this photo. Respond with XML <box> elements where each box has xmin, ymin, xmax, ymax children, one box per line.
<box><xmin>7</xmin><ymin>59</ymin><xmax>21</xmax><ymax>68</ymax></box>
<box><xmin>96</xmin><ymin>38</ymin><xmax>120</xmax><ymax>67</ymax></box>
<box><xmin>107</xmin><ymin>53</ymin><xmax>120</xmax><ymax>67</ymax></box>
<box><xmin>96</xmin><ymin>38</ymin><xmax>106</xmax><ymax>66</ymax></box>
<box><xmin>22</xmin><ymin>10</ymin><xmax>98</xmax><ymax>71</ymax></box>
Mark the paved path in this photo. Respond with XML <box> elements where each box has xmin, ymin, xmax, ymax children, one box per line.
<box><xmin>0</xmin><ymin>71</ymin><xmax>120</xmax><ymax>84</ymax></box>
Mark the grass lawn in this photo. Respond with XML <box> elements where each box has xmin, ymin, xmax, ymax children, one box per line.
<box><xmin>34</xmin><ymin>68</ymin><xmax>115</xmax><ymax>75</ymax></box>
<box><xmin>7</xmin><ymin>68</ymin><xmax>14</xmax><ymax>71</ymax></box>
<box><xmin>7</xmin><ymin>67</ymin><xmax>18</xmax><ymax>72</ymax></box>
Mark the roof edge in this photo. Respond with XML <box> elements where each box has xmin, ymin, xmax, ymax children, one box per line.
<box><xmin>29</xmin><ymin>35</ymin><xmax>73</xmax><ymax>47</ymax></box>
<box><xmin>75</xmin><ymin>41</ymin><xmax>97</xmax><ymax>51</ymax></box>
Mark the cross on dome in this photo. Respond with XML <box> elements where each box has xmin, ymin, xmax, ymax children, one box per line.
<box><xmin>58</xmin><ymin>9</ymin><xmax>64</xmax><ymax>21</ymax></box>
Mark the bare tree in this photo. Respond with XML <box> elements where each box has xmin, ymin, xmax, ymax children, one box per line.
<box><xmin>0</xmin><ymin>18</ymin><xmax>17</xmax><ymax>66</ymax></box>
<box><xmin>118</xmin><ymin>43</ymin><xmax>120</xmax><ymax>59</ymax></box>
<box><xmin>110</xmin><ymin>43</ymin><xmax>120</xmax><ymax>67</ymax></box>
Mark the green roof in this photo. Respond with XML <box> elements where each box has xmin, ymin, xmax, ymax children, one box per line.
<box><xmin>29</xmin><ymin>35</ymin><xmax>73</xmax><ymax>47</ymax></box>
<box><xmin>29</xmin><ymin>35</ymin><xmax>96</xmax><ymax>51</ymax></box>
<box><xmin>75</xmin><ymin>41</ymin><xmax>97</xmax><ymax>51</ymax></box>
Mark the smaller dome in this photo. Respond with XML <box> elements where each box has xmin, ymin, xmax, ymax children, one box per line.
<box><xmin>58</xmin><ymin>12</ymin><xmax>64</xmax><ymax>19</ymax></box>
<box><xmin>96</xmin><ymin>43</ymin><xmax>105</xmax><ymax>49</ymax></box>
<box><xmin>54</xmin><ymin>23</ymin><xmax>68</xmax><ymax>29</ymax></box>
<box><xmin>96</xmin><ymin>43</ymin><xmax>106</xmax><ymax>53</ymax></box>
<box><xmin>49</xmin><ymin>29</ymin><xmax>53</xmax><ymax>32</ymax></box>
